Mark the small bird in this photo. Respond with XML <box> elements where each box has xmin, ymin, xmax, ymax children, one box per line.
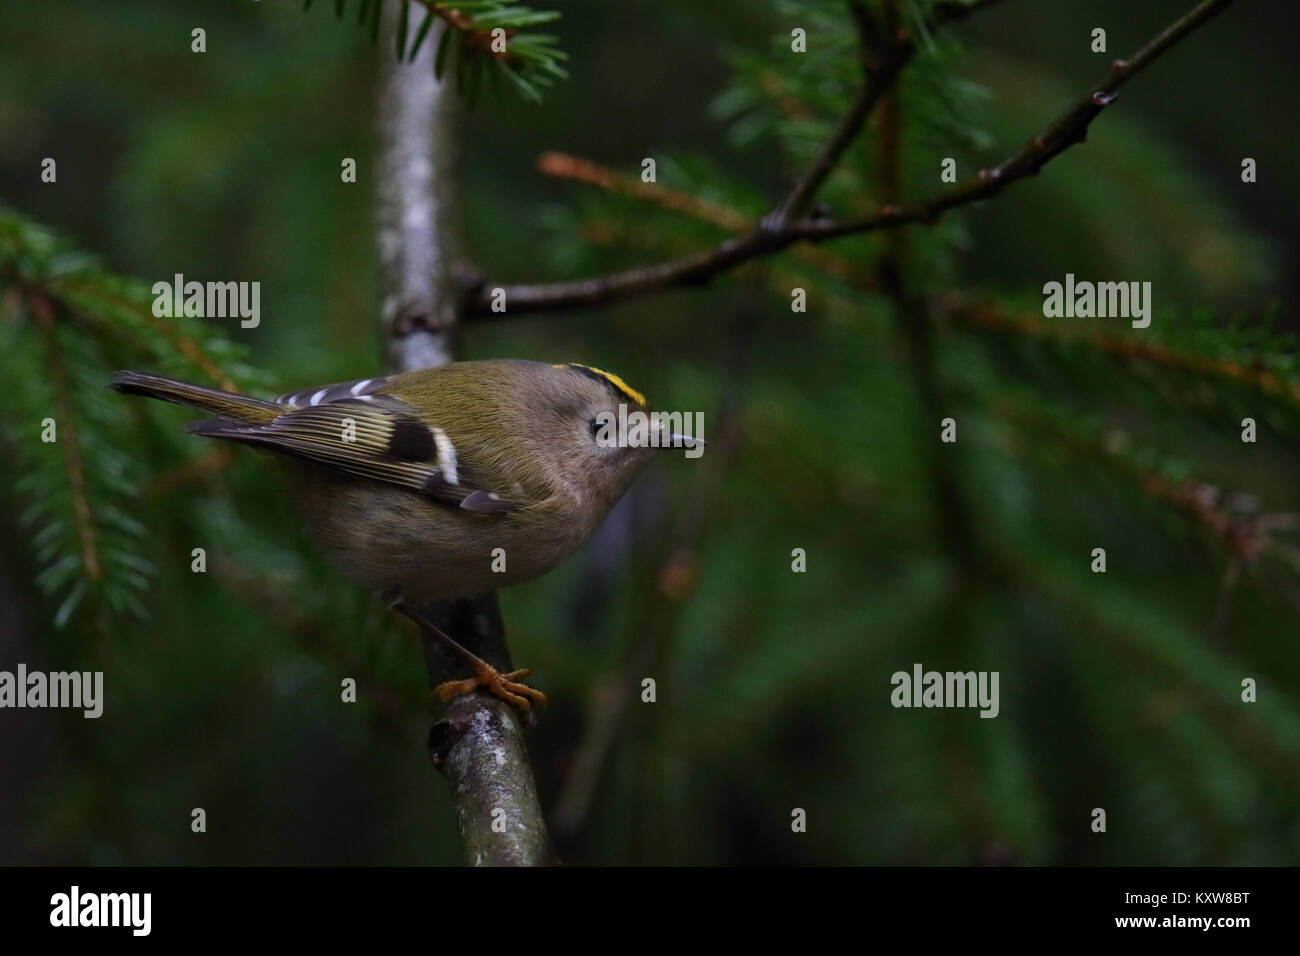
<box><xmin>111</xmin><ymin>359</ymin><xmax>699</xmax><ymax>711</ymax></box>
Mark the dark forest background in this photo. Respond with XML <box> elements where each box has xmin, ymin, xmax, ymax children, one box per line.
<box><xmin>1</xmin><ymin>0</ymin><xmax>1297</xmax><ymax>865</ymax></box>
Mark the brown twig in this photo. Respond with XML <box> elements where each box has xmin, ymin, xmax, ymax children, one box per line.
<box><xmin>468</xmin><ymin>0</ymin><xmax>1231</xmax><ymax>318</ymax></box>
<box><xmin>417</xmin><ymin>2</ymin><xmax>521</xmax><ymax>65</ymax></box>
<box><xmin>536</xmin><ymin>151</ymin><xmax>877</xmax><ymax>290</ymax></box>
<box><xmin>537</xmin><ymin>152</ymin><xmax>750</xmax><ymax>231</ymax></box>
<box><xmin>390</xmin><ymin>1</ymin><xmax>522</xmax><ymax>65</ymax></box>
<box><xmin>799</xmin><ymin>0</ymin><xmax>1235</xmax><ymax>242</ymax></box>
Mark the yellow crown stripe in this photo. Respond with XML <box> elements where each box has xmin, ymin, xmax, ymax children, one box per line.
<box><xmin>556</xmin><ymin>363</ymin><xmax>647</xmax><ymax>407</ymax></box>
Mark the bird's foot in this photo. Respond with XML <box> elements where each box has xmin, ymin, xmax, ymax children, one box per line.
<box><xmin>435</xmin><ymin>660</ymin><xmax>548</xmax><ymax>713</ymax></box>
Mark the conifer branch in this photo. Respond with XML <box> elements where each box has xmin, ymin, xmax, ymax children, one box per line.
<box><xmin>469</xmin><ymin>0</ymin><xmax>1231</xmax><ymax>317</ymax></box>
<box><xmin>994</xmin><ymin>392</ymin><xmax>1297</xmax><ymax>574</ymax></box>
<box><xmin>767</xmin><ymin>0</ymin><xmax>1013</xmax><ymax>218</ymax></box>
<box><xmin>310</xmin><ymin>0</ymin><xmax>567</xmax><ymax>102</ymax></box>
<box><xmin>0</xmin><ymin>208</ymin><xmax>262</xmax><ymax>627</ymax></box>
<box><xmin>536</xmin><ymin>152</ymin><xmax>751</xmax><ymax>231</ymax></box>
<box><xmin>944</xmin><ymin>295</ymin><xmax>1300</xmax><ymax>407</ymax></box>
<box><xmin>29</xmin><ymin>290</ymin><xmax>102</xmax><ymax>585</ymax></box>
<box><xmin>415</xmin><ymin>2</ymin><xmax>522</xmax><ymax>64</ymax></box>
<box><xmin>55</xmin><ymin>276</ymin><xmax>240</xmax><ymax>391</ymax></box>
<box><xmin>534</xmin><ymin>151</ymin><xmax>878</xmax><ymax>288</ymax></box>
<box><xmin>768</xmin><ymin>0</ymin><xmax>912</xmax><ymax>223</ymax></box>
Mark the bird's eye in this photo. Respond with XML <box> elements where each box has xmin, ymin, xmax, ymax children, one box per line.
<box><xmin>588</xmin><ymin>418</ymin><xmax>604</xmax><ymax>440</ymax></box>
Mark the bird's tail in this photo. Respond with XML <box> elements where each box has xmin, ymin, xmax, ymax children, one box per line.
<box><xmin>110</xmin><ymin>371</ymin><xmax>282</xmax><ymax>425</ymax></box>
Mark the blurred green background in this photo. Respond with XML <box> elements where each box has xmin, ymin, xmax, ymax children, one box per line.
<box><xmin>1</xmin><ymin>0</ymin><xmax>1298</xmax><ymax>865</ymax></box>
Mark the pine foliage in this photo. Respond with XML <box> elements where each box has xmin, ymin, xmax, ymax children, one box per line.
<box><xmin>303</xmin><ymin>0</ymin><xmax>568</xmax><ymax>102</ymax></box>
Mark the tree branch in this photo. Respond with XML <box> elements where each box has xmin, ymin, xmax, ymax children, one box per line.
<box><xmin>467</xmin><ymin>0</ymin><xmax>1230</xmax><ymax>318</ymax></box>
<box><xmin>417</xmin><ymin>2</ymin><xmax>523</xmax><ymax>64</ymax></box>
<box><xmin>772</xmin><ymin>0</ymin><xmax>1006</xmax><ymax>219</ymax></box>
<box><xmin>30</xmin><ymin>289</ymin><xmax>102</xmax><ymax>584</ymax></box>
<box><xmin>535</xmin><ymin>151</ymin><xmax>876</xmax><ymax>290</ymax></box>
<box><xmin>770</xmin><ymin>0</ymin><xmax>908</xmax><ymax>222</ymax></box>
<box><xmin>799</xmin><ymin>0</ymin><xmax>1235</xmax><ymax>242</ymax></box>
<box><xmin>377</xmin><ymin>6</ymin><xmax>462</xmax><ymax>370</ymax></box>
<box><xmin>939</xmin><ymin>293</ymin><xmax>1300</xmax><ymax>407</ymax></box>
<box><xmin>376</xmin><ymin>6</ymin><xmax>554</xmax><ymax>866</ymax></box>
<box><xmin>992</xmin><ymin>391</ymin><xmax>1297</xmax><ymax>576</ymax></box>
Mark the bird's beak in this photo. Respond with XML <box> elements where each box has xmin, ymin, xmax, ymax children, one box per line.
<box><xmin>646</xmin><ymin>413</ymin><xmax>705</xmax><ymax>457</ymax></box>
<box><xmin>664</xmin><ymin>434</ymin><xmax>705</xmax><ymax>449</ymax></box>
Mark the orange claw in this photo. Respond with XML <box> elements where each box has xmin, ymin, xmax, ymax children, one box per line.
<box><xmin>435</xmin><ymin>661</ymin><xmax>548</xmax><ymax>713</ymax></box>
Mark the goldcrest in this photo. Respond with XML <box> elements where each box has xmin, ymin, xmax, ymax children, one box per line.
<box><xmin>112</xmin><ymin>359</ymin><xmax>700</xmax><ymax>710</ymax></box>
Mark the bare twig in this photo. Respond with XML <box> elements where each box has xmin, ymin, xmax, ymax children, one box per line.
<box><xmin>536</xmin><ymin>151</ymin><xmax>877</xmax><ymax>290</ymax></box>
<box><xmin>799</xmin><ymin>0</ymin><xmax>1235</xmax><ymax>242</ymax></box>
<box><xmin>376</xmin><ymin>7</ymin><xmax>554</xmax><ymax>866</ymax></box>
<box><xmin>468</xmin><ymin>0</ymin><xmax>1230</xmax><ymax>318</ymax></box>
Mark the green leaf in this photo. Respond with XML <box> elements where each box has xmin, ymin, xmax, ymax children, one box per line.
<box><xmin>53</xmin><ymin>579</ymin><xmax>87</xmax><ymax>630</ymax></box>
<box><xmin>408</xmin><ymin>7</ymin><xmax>434</xmax><ymax>62</ymax></box>
<box><xmin>300</xmin><ymin>0</ymin><xmax>567</xmax><ymax>101</ymax></box>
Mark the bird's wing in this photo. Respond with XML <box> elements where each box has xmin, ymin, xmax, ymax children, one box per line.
<box><xmin>187</xmin><ymin>383</ymin><xmax>521</xmax><ymax>514</ymax></box>
<box><xmin>275</xmin><ymin>375</ymin><xmax>392</xmax><ymax>409</ymax></box>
